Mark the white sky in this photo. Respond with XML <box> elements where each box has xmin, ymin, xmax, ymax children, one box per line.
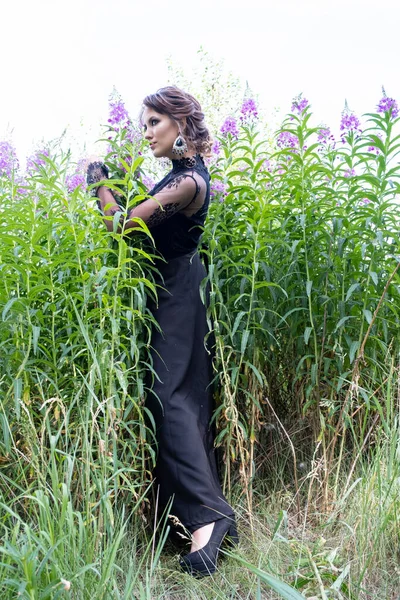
<box><xmin>1</xmin><ymin>0</ymin><xmax>400</xmax><ymax>163</ymax></box>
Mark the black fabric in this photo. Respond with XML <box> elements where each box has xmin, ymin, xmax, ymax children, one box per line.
<box><xmin>144</xmin><ymin>156</ymin><xmax>234</xmax><ymax>533</ymax></box>
<box><xmin>147</xmin><ymin>154</ymin><xmax>210</xmax><ymax>260</ymax></box>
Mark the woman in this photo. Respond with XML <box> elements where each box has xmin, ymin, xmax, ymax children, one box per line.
<box><xmin>87</xmin><ymin>86</ymin><xmax>237</xmax><ymax>576</ymax></box>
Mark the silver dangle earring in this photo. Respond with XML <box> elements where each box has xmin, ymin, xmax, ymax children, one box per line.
<box><xmin>172</xmin><ymin>134</ymin><xmax>188</xmax><ymax>156</ymax></box>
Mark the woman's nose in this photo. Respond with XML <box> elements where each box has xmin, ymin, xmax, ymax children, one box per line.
<box><xmin>144</xmin><ymin>129</ymin><xmax>152</xmax><ymax>141</ymax></box>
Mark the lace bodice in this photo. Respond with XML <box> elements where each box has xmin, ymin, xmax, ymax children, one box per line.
<box><xmin>144</xmin><ymin>154</ymin><xmax>210</xmax><ymax>259</ymax></box>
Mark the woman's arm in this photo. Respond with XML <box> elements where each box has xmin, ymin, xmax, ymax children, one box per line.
<box><xmin>96</xmin><ymin>173</ymin><xmax>200</xmax><ymax>234</ymax></box>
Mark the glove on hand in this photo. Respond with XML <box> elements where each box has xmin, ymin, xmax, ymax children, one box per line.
<box><xmin>86</xmin><ymin>161</ymin><xmax>110</xmax><ymax>197</ymax></box>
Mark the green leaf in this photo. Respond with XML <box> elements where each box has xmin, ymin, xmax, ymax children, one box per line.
<box><xmin>368</xmin><ymin>134</ymin><xmax>386</xmax><ymax>154</ymax></box>
<box><xmin>335</xmin><ymin>316</ymin><xmax>353</xmax><ymax>331</ymax></box>
<box><xmin>244</xmin><ymin>361</ymin><xmax>265</xmax><ymax>387</ymax></box>
<box><xmin>232</xmin><ymin>311</ymin><xmax>247</xmax><ymax>338</ymax></box>
<box><xmin>272</xmin><ymin>509</ymin><xmax>288</xmax><ymax>539</ymax></box>
<box><xmin>228</xmin><ymin>554</ymin><xmax>307</xmax><ymax>599</ymax></box>
<box><xmin>349</xmin><ymin>341</ymin><xmax>360</xmax><ymax>364</ymax></box>
<box><xmin>345</xmin><ymin>283</ymin><xmax>359</xmax><ymax>302</ymax></box>
<box><xmin>304</xmin><ymin>327</ymin><xmax>313</xmax><ymax>345</ymax></box>
<box><xmin>2</xmin><ymin>298</ymin><xmax>18</xmax><ymax>321</ymax></box>
<box><xmin>330</xmin><ymin>563</ymin><xmax>351</xmax><ymax>592</ymax></box>
<box><xmin>14</xmin><ymin>378</ymin><xmax>22</xmax><ymax>420</ymax></box>
<box><xmin>241</xmin><ymin>329</ymin><xmax>250</xmax><ymax>355</ymax></box>
<box><xmin>113</xmin><ymin>210</ymin><xmax>123</xmax><ymax>232</ymax></box>
<box><xmin>370</xmin><ymin>271</ymin><xmax>378</xmax><ymax>286</ymax></box>
<box><xmin>363</xmin><ymin>309</ymin><xmax>373</xmax><ymax>324</ymax></box>
<box><xmin>32</xmin><ymin>326</ymin><xmax>40</xmax><ymax>355</ymax></box>
<box><xmin>311</xmin><ymin>363</ymin><xmax>317</xmax><ymax>385</ymax></box>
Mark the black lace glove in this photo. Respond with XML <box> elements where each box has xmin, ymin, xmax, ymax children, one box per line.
<box><xmin>86</xmin><ymin>161</ymin><xmax>110</xmax><ymax>198</ymax></box>
<box><xmin>87</xmin><ymin>160</ymin><xmax>125</xmax><ymax>212</ymax></box>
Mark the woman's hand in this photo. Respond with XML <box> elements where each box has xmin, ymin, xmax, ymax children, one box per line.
<box><xmin>86</xmin><ymin>158</ymin><xmax>110</xmax><ymax>196</ymax></box>
<box><xmin>85</xmin><ymin>156</ymin><xmax>126</xmax><ymax>232</ymax></box>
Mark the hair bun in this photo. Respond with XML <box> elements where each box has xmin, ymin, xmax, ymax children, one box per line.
<box><xmin>142</xmin><ymin>87</ymin><xmax>211</xmax><ymax>156</ymax></box>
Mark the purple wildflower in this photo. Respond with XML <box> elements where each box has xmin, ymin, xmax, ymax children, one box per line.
<box><xmin>15</xmin><ymin>175</ymin><xmax>28</xmax><ymax>196</ymax></box>
<box><xmin>220</xmin><ymin>116</ymin><xmax>239</xmax><ymax>139</ymax></box>
<box><xmin>318</xmin><ymin>126</ymin><xmax>336</xmax><ymax>147</ymax></box>
<box><xmin>360</xmin><ymin>197</ymin><xmax>371</xmax><ymax>205</ymax></box>
<box><xmin>0</xmin><ymin>141</ymin><xmax>19</xmax><ymax>178</ymax></box>
<box><xmin>240</xmin><ymin>98</ymin><xmax>258</xmax><ymax>123</ymax></box>
<box><xmin>277</xmin><ymin>131</ymin><xmax>298</xmax><ymax>150</ymax></box>
<box><xmin>291</xmin><ymin>94</ymin><xmax>309</xmax><ymax>115</ymax></box>
<box><xmin>108</xmin><ymin>90</ymin><xmax>140</xmax><ymax>142</ymax></box>
<box><xmin>367</xmin><ymin>132</ymin><xmax>383</xmax><ymax>155</ymax></box>
<box><xmin>367</xmin><ymin>144</ymin><xmax>380</xmax><ymax>155</ymax></box>
<box><xmin>26</xmin><ymin>148</ymin><xmax>49</xmax><ymax>174</ymax></box>
<box><xmin>263</xmin><ymin>159</ymin><xmax>273</xmax><ymax>173</ymax></box>
<box><xmin>121</xmin><ymin>123</ymin><xmax>141</xmax><ymax>146</ymax></box>
<box><xmin>376</xmin><ymin>89</ymin><xmax>399</xmax><ymax>120</ymax></box>
<box><xmin>66</xmin><ymin>173</ymin><xmax>86</xmax><ymax>193</ymax></box>
<box><xmin>344</xmin><ymin>168</ymin><xmax>356</xmax><ymax>178</ymax></box>
<box><xmin>210</xmin><ymin>180</ymin><xmax>227</xmax><ymax>200</ymax></box>
<box><xmin>142</xmin><ymin>175</ymin><xmax>155</xmax><ymax>191</ymax></box>
<box><xmin>212</xmin><ymin>139</ymin><xmax>221</xmax><ymax>155</ymax></box>
<box><xmin>340</xmin><ymin>113</ymin><xmax>361</xmax><ymax>133</ymax></box>
<box><xmin>106</xmin><ymin>90</ymin><xmax>141</xmax><ymax>170</ymax></box>
<box><xmin>340</xmin><ymin>103</ymin><xmax>362</xmax><ymax>142</ymax></box>
<box><xmin>66</xmin><ymin>158</ymin><xmax>87</xmax><ymax>193</ymax></box>
<box><xmin>108</xmin><ymin>88</ymin><xmax>130</xmax><ymax>126</ymax></box>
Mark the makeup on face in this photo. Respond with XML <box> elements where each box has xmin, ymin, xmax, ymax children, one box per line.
<box><xmin>142</xmin><ymin>108</ymin><xmax>180</xmax><ymax>160</ymax></box>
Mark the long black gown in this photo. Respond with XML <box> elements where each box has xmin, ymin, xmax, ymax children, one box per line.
<box><xmin>144</xmin><ymin>154</ymin><xmax>234</xmax><ymax>534</ymax></box>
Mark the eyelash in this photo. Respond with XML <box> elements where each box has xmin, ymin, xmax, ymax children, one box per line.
<box><xmin>143</xmin><ymin>119</ymin><xmax>159</xmax><ymax>132</ymax></box>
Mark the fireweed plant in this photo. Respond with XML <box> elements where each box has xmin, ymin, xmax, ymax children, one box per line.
<box><xmin>0</xmin><ymin>87</ymin><xmax>399</xmax><ymax>598</ymax></box>
<box><xmin>203</xmin><ymin>92</ymin><xmax>400</xmax><ymax>509</ymax></box>
<box><xmin>0</xmin><ymin>92</ymin><xmax>164</xmax><ymax>597</ymax></box>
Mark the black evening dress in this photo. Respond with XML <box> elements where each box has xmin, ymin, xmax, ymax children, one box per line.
<box><xmin>144</xmin><ymin>154</ymin><xmax>234</xmax><ymax>534</ymax></box>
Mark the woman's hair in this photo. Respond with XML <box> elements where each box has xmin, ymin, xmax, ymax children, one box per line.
<box><xmin>141</xmin><ymin>86</ymin><xmax>212</xmax><ymax>156</ymax></box>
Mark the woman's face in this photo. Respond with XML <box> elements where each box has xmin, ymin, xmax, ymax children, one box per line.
<box><xmin>142</xmin><ymin>107</ymin><xmax>180</xmax><ymax>159</ymax></box>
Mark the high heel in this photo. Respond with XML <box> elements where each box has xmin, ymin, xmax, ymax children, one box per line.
<box><xmin>179</xmin><ymin>517</ymin><xmax>239</xmax><ymax>577</ymax></box>
<box><xmin>225</xmin><ymin>522</ymin><xmax>239</xmax><ymax>548</ymax></box>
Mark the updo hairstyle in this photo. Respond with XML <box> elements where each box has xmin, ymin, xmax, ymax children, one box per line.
<box><xmin>142</xmin><ymin>86</ymin><xmax>212</xmax><ymax>156</ymax></box>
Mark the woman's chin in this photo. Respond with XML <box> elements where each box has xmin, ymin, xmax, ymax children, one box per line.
<box><xmin>152</xmin><ymin>147</ymin><xmax>164</xmax><ymax>159</ymax></box>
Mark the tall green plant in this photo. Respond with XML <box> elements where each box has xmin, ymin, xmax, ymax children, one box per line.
<box><xmin>203</xmin><ymin>93</ymin><xmax>400</xmax><ymax>514</ymax></box>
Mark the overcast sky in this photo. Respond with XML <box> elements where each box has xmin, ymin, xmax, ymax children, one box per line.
<box><xmin>2</xmin><ymin>0</ymin><xmax>399</xmax><ymax>163</ymax></box>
